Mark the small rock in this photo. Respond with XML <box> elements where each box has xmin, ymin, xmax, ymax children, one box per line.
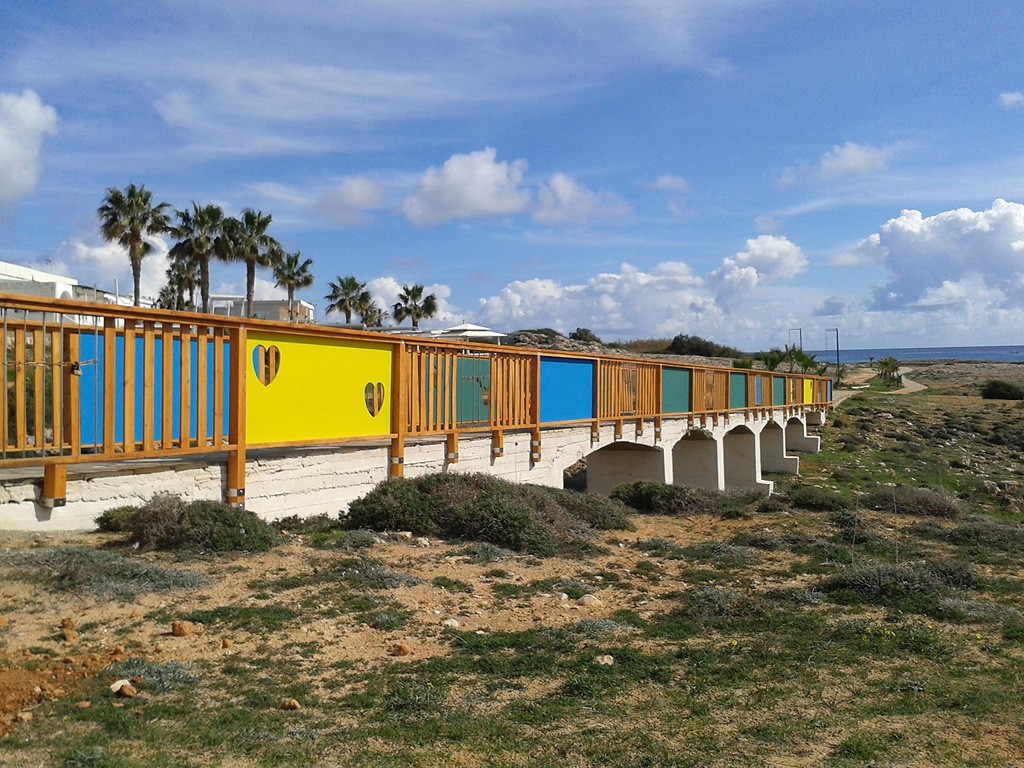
<box><xmin>76</xmin><ymin>701</ymin><xmax>92</xmax><ymax>709</ymax></box>
<box><xmin>592</xmin><ymin>655</ymin><xmax>615</xmax><ymax>666</ymax></box>
<box><xmin>395</xmin><ymin>531</ymin><xmax>413</xmax><ymax>539</ymax></box>
<box><xmin>416</xmin><ymin>537</ymin><xmax>431</xmax><ymax>547</ymax></box>
<box><xmin>15</xmin><ymin>712</ymin><xmax>32</xmax><ymax>723</ymax></box>
<box><xmin>221</xmin><ymin>638</ymin><xmax>233</xmax><ymax>649</ymax></box>
<box><xmin>59</xmin><ymin>617</ymin><xmax>76</xmax><ymax>630</ymax></box>
<box><xmin>280</xmin><ymin>698</ymin><xmax>301</xmax><ymax>711</ymax></box>
<box><xmin>111</xmin><ymin>702</ymin><xmax>124</xmax><ymax>708</ymax></box>
<box><xmin>442</xmin><ymin>618</ymin><xmax>460</xmax><ymax>629</ymax></box>
<box><xmin>62</xmin><ymin>628</ymin><xmax>79</xmax><ymax>644</ymax></box>
<box><xmin>578</xmin><ymin>594</ymin><xmax>603</xmax><ymax>607</ymax></box>
<box><xmin>171</xmin><ymin>621</ymin><xmax>195</xmax><ymax>637</ymax></box>
<box><xmin>0</xmin><ymin>616</ymin><xmax>8</xmax><ymax>629</ymax></box>
<box><xmin>556</xmin><ymin>592</ymin><xmax>570</xmax><ymax>601</ymax></box>
<box><xmin>115</xmin><ymin>682</ymin><xmax>137</xmax><ymax>698</ymax></box>
<box><xmin>388</xmin><ymin>643</ymin><xmax>412</xmax><ymax>657</ymax></box>
<box><xmin>111</xmin><ymin>645</ymin><xmax>126</xmax><ymax>656</ymax></box>
<box><xmin>475</xmin><ymin>630</ymin><xmax>486</xmax><ymax>636</ymax></box>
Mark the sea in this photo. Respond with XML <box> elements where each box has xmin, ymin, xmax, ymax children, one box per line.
<box><xmin>802</xmin><ymin>345</ymin><xmax>1024</xmax><ymax>365</ymax></box>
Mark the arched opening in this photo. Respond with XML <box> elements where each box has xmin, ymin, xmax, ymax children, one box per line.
<box><xmin>562</xmin><ymin>458</ymin><xmax>587</xmax><ymax>492</ymax></box>
<box><xmin>760</xmin><ymin>421</ymin><xmax>799</xmax><ymax>474</ymax></box>
<box><xmin>671</xmin><ymin>431</ymin><xmax>720</xmax><ymax>491</ymax></box>
<box><xmin>723</xmin><ymin>425</ymin><xmax>772</xmax><ymax>495</ymax></box>
<box><xmin>586</xmin><ymin>442</ymin><xmax>666</xmax><ymax>496</ymax></box>
<box><xmin>785</xmin><ymin>417</ymin><xmax>821</xmax><ymax>454</ymax></box>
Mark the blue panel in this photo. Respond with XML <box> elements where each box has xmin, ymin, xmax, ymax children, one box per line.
<box><xmin>78</xmin><ymin>332</ymin><xmax>102</xmax><ymax>447</ymax></box>
<box><xmin>827</xmin><ymin>380</ymin><xmax>833</xmax><ymax>402</ymax></box>
<box><xmin>539</xmin><ymin>357</ymin><xmax>594</xmax><ymax>423</ymax></box>
<box><xmin>754</xmin><ymin>376</ymin><xmax>763</xmax><ymax>406</ymax></box>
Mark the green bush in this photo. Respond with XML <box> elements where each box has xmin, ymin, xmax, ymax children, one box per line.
<box><xmin>980</xmin><ymin>379</ymin><xmax>1024</xmax><ymax>400</ymax></box>
<box><xmin>862</xmin><ymin>485</ymin><xmax>961</xmax><ymax>518</ymax></box>
<box><xmin>819</xmin><ymin>560</ymin><xmax>977</xmax><ymax>615</ymax></box>
<box><xmin>346</xmin><ymin>473</ymin><xmax>631</xmax><ymax>556</ymax></box>
<box><xmin>610</xmin><ymin>481</ymin><xmax>744</xmax><ymax>518</ymax></box>
<box><xmin>128</xmin><ymin>493</ymin><xmax>280</xmax><ymax>552</ymax></box>
<box><xmin>95</xmin><ymin>505</ymin><xmax>137</xmax><ymax>533</ymax></box>
<box><xmin>789</xmin><ymin>485</ymin><xmax>849</xmax><ymax>511</ymax></box>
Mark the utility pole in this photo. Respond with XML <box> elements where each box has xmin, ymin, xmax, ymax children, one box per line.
<box><xmin>825</xmin><ymin>328</ymin><xmax>840</xmax><ymax>382</ymax></box>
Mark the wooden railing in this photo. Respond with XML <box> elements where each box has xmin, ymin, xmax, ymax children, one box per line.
<box><xmin>0</xmin><ymin>293</ymin><xmax>831</xmax><ymax>507</ymax></box>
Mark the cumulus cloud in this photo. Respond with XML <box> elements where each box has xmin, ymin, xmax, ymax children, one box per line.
<box><xmin>860</xmin><ymin>199</ymin><xmax>1024</xmax><ymax>310</ymax></box>
<box><xmin>365</xmin><ymin>276</ymin><xmax>458</xmax><ymax>327</ymax></box>
<box><xmin>58</xmin><ymin>236</ymin><xmax>170</xmax><ymax>301</ymax></box>
<box><xmin>709</xmin><ymin>235</ymin><xmax>807</xmax><ymax>306</ymax></box>
<box><xmin>651</xmin><ymin>174</ymin><xmax>691</xmax><ymax>193</ymax></box>
<box><xmin>0</xmin><ymin>89</ymin><xmax>58</xmax><ymax>208</ymax></box>
<box><xmin>999</xmin><ymin>91</ymin><xmax>1024</xmax><ymax>110</ymax></box>
<box><xmin>401</xmin><ymin>148</ymin><xmax>530</xmax><ymax>226</ymax></box>
<box><xmin>532</xmin><ymin>173</ymin><xmax>631</xmax><ymax>226</ymax></box>
<box><xmin>317</xmin><ymin>176</ymin><xmax>387</xmax><ymax>225</ymax></box>
<box><xmin>778</xmin><ymin>141</ymin><xmax>894</xmax><ymax>186</ymax></box>
<box><xmin>475</xmin><ymin>261</ymin><xmax>722</xmax><ymax>338</ymax></box>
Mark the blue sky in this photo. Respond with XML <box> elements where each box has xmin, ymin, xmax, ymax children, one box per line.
<box><xmin>2</xmin><ymin>0</ymin><xmax>1024</xmax><ymax>350</ymax></box>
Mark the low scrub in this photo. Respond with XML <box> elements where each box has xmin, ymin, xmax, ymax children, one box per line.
<box><xmin>819</xmin><ymin>560</ymin><xmax>977</xmax><ymax>615</ymax></box>
<box><xmin>0</xmin><ymin>546</ymin><xmax>208</xmax><ymax>599</ymax></box>
<box><xmin>980</xmin><ymin>379</ymin><xmax>1024</xmax><ymax>400</ymax></box>
<box><xmin>345</xmin><ymin>473</ymin><xmax>632</xmax><ymax>556</ymax></box>
<box><xmin>610</xmin><ymin>481</ymin><xmax>752</xmax><ymax>518</ymax></box>
<box><xmin>861</xmin><ymin>486</ymin><xmax>962</xmax><ymax>518</ymax></box>
<box><xmin>101</xmin><ymin>493</ymin><xmax>280</xmax><ymax>552</ymax></box>
<box><xmin>788</xmin><ymin>485</ymin><xmax>849</xmax><ymax>512</ymax></box>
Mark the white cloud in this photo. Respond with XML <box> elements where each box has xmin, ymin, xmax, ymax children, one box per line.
<box><xmin>860</xmin><ymin>199</ymin><xmax>1024</xmax><ymax>310</ymax></box>
<box><xmin>651</xmin><ymin>174</ymin><xmax>690</xmax><ymax>193</ymax></box>
<box><xmin>532</xmin><ymin>173</ymin><xmax>631</xmax><ymax>226</ymax></box>
<box><xmin>999</xmin><ymin>91</ymin><xmax>1024</xmax><ymax>110</ymax></box>
<box><xmin>778</xmin><ymin>141</ymin><xmax>895</xmax><ymax>186</ymax></box>
<box><xmin>475</xmin><ymin>261</ymin><xmax>723</xmax><ymax>338</ymax></box>
<box><xmin>365</xmin><ymin>276</ymin><xmax>458</xmax><ymax>327</ymax></box>
<box><xmin>0</xmin><ymin>89</ymin><xmax>58</xmax><ymax>208</ymax></box>
<box><xmin>402</xmin><ymin>148</ymin><xmax>531</xmax><ymax>226</ymax></box>
<box><xmin>709</xmin><ymin>235</ymin><xmax>807</xmax><ymax>306</ymax></box>
<box><xmin>317</xmin><ymin>177</ymin><xmax>387</xmax><ymax>225</ymax></box>
<box><xmin>819</xmin><ymin>141</ymin><xmax>891</xmax><ymax>179</ymax></box>
<box><xmin>58</xmin><ymin>236</ymin><xmax>170</xmax><ymax>302</ymax></box>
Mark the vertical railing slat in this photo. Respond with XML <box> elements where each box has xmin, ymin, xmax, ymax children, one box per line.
<box><xmin>179</xmin><ymin>326</ymin><xmax>192</xmax><ymax>448</ymax></box>
<box><xmin>102</xmin><ymin>324</ymin><xmax>116</xmax><ymax>455</ymax></box>
<box><xmin>123</xmin><ymin>326</ymin><xmax>135</xmax><ymax>453</ymax></box>
<box><xmin>14</xmin><ymin>328</ymin><xmax>26</xmax><ymax>450</ymax></box>
<box><xmin>32</xmin><ymin>329</ymin><xmax>44</xmax><ymax>450</ymax></box>
<box><xmin>142</xmin><ymin>322</ymin><xmax>156</xmax><ymax>452</ymax></box>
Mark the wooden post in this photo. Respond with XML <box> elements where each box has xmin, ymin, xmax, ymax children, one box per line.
<box><xmin>41</xmin><ymin>464</ymin><xmax>67</xmax><ymax>508</ymax></box>
<box><xmin>62</xmin><ymin>331</ymin><xmax>80</xmax><ymax>454</ymax></box>
<box><xmin>390</xmin><ymin>342</ymin><xmax>406</xmax><ymax>478</ymax></box>
<box><xmin>102</xmin><ymin>325</ymin><xmax>116</xmax><ymax>455</ymax></box>
<box><xmin>225</xmin><ymin>326</ymin><xmax>246</xmax><ymax>507</ymax></box>
<box><xmin>445</xmin><ymin>431</ymin><xmax>458</xmax><ymax>464</ymax></box>
<box><xmin>491</xmin><ymin>428</ymin><xmax>504</xmax><ymax>458</ymax></box>
<box><xmin>123</xmin><ymin>326</ymin><xmax>135</xmax><ymax>453</ymax></box>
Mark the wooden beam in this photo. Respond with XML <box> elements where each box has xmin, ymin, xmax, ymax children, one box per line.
<box><xmin>389</xmin><ymin>342</ymin><xmax>406</xmax><ymax>477</ymax></box>
<box><xmin>225</xmin><ymin>326</ymin><xmax>247</xmax><ymax>507</ymax></box>
<box><xmin>445</xmin><ymin>431</ymin><xmax>458</xmax><ymax>464</ymax></box>
<box><xmin>41</xmin><ymin>464</ymin><xmax>67</xmax><ymax>508</ymax></box>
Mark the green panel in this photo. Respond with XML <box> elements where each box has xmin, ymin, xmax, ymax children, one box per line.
<box><xmin>661</xmin><ymin>368</ymin><xmax>691</xmax><ymax>413</ymax></box>
<box><xmin>772</xmin><ymin>377</ymin><xmax>785</xmax><ymax>406</ymax></box>
<box><xmin>729</xmin><ymin>372</ymin><xmax>748</xmax><ymax>409</ymax></box>
<box><xmin>456</xmin><ymin>356</ymin><xmax>490</xmax><ymax>426</ymax></box>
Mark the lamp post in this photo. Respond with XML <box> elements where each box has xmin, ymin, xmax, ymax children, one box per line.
<box><xmin>788</xmin><ymin>328</ymin><xmax>803</xmax><ymax>350</ymax></box>
<box><xmin>825</xmin><ymin>328</ymin><xmax>840</xmax><ymax>383</ymax></box>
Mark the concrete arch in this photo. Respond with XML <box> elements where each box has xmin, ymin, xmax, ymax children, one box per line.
<box><xmin>671</xmin><ymin>430</ymin><xmax>721</xmax><ymax>491</ymax></box>
<box><xmin>785</xmin><ymin>417</ymin><xmax>821</xmax><ymax>454</ymax></box>
<box><xmin>586</xmin><ymin>441</ymin><xmax>667</xmax><ymax>496</ymax></box>
<box><xmin>759</xmin><ymin>421</ymin><xmax>799</xmax><ymax>474</ymax></box>
<box><xmin>723</xmin><ymin>425</ymin><xmax>772</xmax><ymax>495</ymax></box>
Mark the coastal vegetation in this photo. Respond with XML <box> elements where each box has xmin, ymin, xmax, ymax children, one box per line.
<box><xmin>1</xmin><ymin>362</ymin><xmax>1022</xmax><ymax>766</ymax></box>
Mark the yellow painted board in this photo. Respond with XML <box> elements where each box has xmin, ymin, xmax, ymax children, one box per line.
<box><xmin>246</xmin><ymin>331</ymin><xmax>393</xmax><ymax>444</ymax></box>
<box><xmin>803</xmin><ymin>379</ymin><xmax>814</xmax><ymax>404</ymax></box>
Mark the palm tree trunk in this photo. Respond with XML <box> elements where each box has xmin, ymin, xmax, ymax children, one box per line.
<box><xmin>200</xmin><ymin>256</ymin><xmax>211</xmax><ymax>313</ymax></box>
<box><xmin>287</xmin><ymin>289</ymin><xmax>295</xmax><ymax>322</ymax></box>
<box><xmin>246</xmin><ymin>261</ymin><xmax>256</xmax><ymax>318</ymax></box>
<box><xmin>131</xmin><ymin>253</ymin><xmax>142</xmax><ymax>307</ymax></box>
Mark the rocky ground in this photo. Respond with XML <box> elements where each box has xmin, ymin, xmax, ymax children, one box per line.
<box><xmin>0</xmin><ymin>359</ymin><xmax>1022</xmax><ymax>767</ymax></box>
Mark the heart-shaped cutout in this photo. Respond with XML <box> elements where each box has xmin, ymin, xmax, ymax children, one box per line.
<box><xmin>364</xmin><ymin>381</ymin><xmax>385</xmax><ymax>416</ymax></box>
<box><xmin>253</xmin><ymin>345</ymin><xmax>281</xmax><ymax>386</ymax></box>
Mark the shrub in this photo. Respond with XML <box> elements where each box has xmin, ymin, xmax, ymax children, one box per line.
<box><xmin>95</xmin><ymin>505</ymin><xmax>137</xmax><ymax>533</ymax></box>
<box><xmin>980</xmin><ymin>379</ymin><xmax>1024</xmax><ymax>400</ymax></box>
<box><xmin>610</xmin><ymin>481</ymin><xmax>724</xmax><ymax>517</ymax></box>
<box><xmin>1</xmin><ymin>546</ymin><xmax>208</xmax><ymax>599</ymax></box>
<box><xmin>346</xmin><ymin>473</ymin><xmax>631</xmax><ymax>556</ymax></box>
<box><xmin>568</xmin><ymin>327</ymin><xmax>601</xmax><ymax>343</ymax></box>
<box><xmin>819</xmin><ymin>560</ymin><xmax>977</xmax><ymax>614</ymax></box>
<box><xmin>862</xmin><ymin>486</ymin><xmax>962</xmax><ymax>518</ymax></box>
<box><xmin>789</xmin><ymin>485</ymin><xmax>849</xmax><ymax>511</ymax></box>
<box><xmin>667</xmin><ymin>334</ymin><xmax>745</xmax><ymax>358</ymax></box>
<box><xmin>128</xmin><ymin>493</ymin><xmax>280</xmax><ymax>552</ymax></box>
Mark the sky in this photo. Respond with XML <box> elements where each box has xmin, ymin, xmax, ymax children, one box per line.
<box><xmin>2</xmin><ymin>0</ymin><xmax>1024</xmax><ymax>351</ymax></box>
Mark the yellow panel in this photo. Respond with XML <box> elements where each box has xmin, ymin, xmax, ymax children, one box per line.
<box><xmin>246</xmin><ymin>331</ymin><xmax>393</xmax><ymax>444</ymax></box>
<box><xmin>803</xmin><ymin>379</ymin><xmax>814</xmax><ymax>403</ymax></box>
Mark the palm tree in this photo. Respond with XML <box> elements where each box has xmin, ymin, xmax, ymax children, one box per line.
<box><xmin>392</xmin><ymin>284</ymin><xmax>438</xmax><ymax>329</ymax></box>
<box><xmin>325</xmin><ymin>276</ymin><xmax>371</xmax><ymax>324</ymax></box>
<box><xmin>273</xmin><ymin>250</ymin><xmax>314</xmax><ymax>322</ymax></box>
<box><xmin>759</xmin><ymin>348</ymin><xmax>786</xmax><ymax>372</ymax></box>
<box><xmin>97</xmin><ymin>184</ymin><xmax>172</xmax><ymax>306</ymax></box>
<box><xmin>357</xmin><ymin>297</ymin><xmax>388</xmax><ymax>327</ymax></box>
<box><xmin>157</xmin><ymin>251</ymin><xmax>199</xmax><ymax>310</ymax></box>
<box><xmin>169</xmin><ymin>203</ymin><xmax>224</xmax><ymax>313</ymax></box>
<box><xmin>876</xmin><ymin>356</ymin><xmax>900</xmax><ymax>384</ymax></box>
<box><xmin>219</xmin><ymin>209</ymin><xmax>279</xmax><ymax>318</ymax></box>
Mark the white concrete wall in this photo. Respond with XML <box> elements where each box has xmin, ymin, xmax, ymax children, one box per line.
<box><xmin>759</xmin><ymin>423</ymin><xmax>800</xmax><ymax>474</ymax></box>
<box><xmin>722</xmin><ymin>427</ymin><xmax>773</xmax><ymax>496</ymax></box>
<box><xmin>0</xmin><ymin>408</ymin><xmax>827</xmax><ymax>532</ymax></box>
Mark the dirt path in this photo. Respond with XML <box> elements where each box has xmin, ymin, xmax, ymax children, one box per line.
<box><xmin>831</xmin><ymin>366</ymin><xmax>927</xmax><ymax>408</ymax></box>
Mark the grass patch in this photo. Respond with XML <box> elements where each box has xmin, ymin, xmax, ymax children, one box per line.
<box><xmin>0</xmin><ymin>547</ymin><xmax>208</xmax><ymax>599</ymax></box>
<box><xmin>181</xmin><ymin>605</ymin><xmax>297</xmax><ymax>632</ymax></box>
